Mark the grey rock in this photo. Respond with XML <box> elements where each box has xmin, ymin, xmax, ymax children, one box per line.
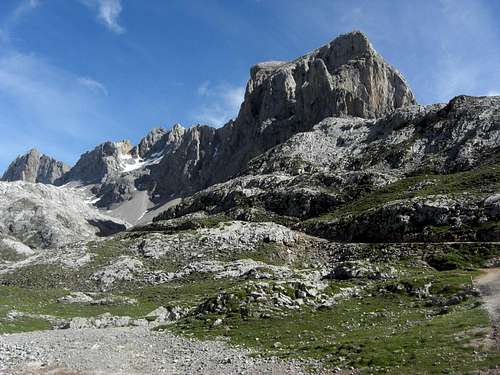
<box><xmin>147</xmin><ymin>31</ymin><xmax>415</xmax><ymax>200</ymax></box>
<box><xmin>0</xmin><ymin>181</ymin><xmax>127</xmax><ymax>248</ymax></box>
<box><xmin>326</xmin><ymin>261</ymin><xmax>393</xmax><ymax>280</ymax></box>
<box><xmin>132</xmin><ymin>127</ymin><xmax>168</xmax><ymax>158</ymax></box>
<box><xmin>57</xmin><ymin>292</ymin><xmax>94</xmax><ymax>304</ymax></box>
<box><xmin>156</xmin><ymin>96</ymin><xmax>500</xmax><ymax>229</ymax></box>
<box><xmin>92</xmin><ymin>256</ymin><xmax>144</xmax><ymax>289</ymax></box>
<box><xmin>62</xmin><ymin>140</ymin><xmax>134</xmax><ymax>185</ymax></box>
<box><xmin>1</xmin><ymin>148</ymin><xmax>70</xmax><ymax>184</ymax></box>
<box><xmin>146</xmin><ymin>306</ymin><xmax>185</xmax><ymax>323</ymax></box>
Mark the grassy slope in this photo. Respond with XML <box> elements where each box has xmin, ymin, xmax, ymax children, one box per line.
<box><xmin>172</xmin><ymin>267</ymin><xmax>500</xmax><ymax>374</ymax></box>
<box><xmin>305</xmin><ymin>162</ymin><xmax>500</xmax><ymax>223</ymax></box>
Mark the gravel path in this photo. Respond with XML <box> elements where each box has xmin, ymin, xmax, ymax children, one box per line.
<box><xmin>477</xmin><ymin>268</ymin><xmax>500</xmax><ymax>327</ymax></box>
<box><xmin>0</xmin><ymin>327</ymin><xmax>308</xmax><ymax>375</ymax></box>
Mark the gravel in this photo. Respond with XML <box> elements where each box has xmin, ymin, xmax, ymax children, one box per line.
<box><xmin>0</xmin><ymin>327</ymin><xmax>308</xmax><ymax>374</ymax></box>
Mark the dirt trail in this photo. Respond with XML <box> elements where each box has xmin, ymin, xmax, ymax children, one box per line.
<box><xmin>476</xmin><ymin>268</ymin><xmax>500</xmax><ymax>328</ymax></box>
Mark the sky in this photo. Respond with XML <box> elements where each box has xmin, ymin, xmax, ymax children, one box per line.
<box><xmin>0</xmin><ymin>0</ymin><xmax>499</xmax><ymax>172</ymax></box>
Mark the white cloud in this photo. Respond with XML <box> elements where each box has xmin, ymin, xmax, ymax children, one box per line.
<box><xmin>0</xmin><ymin>51</ymin><xmax>108</xmax><ymax>137</ymax></box>
<box><xmin>193</xmin><ymin>82</ymin><xmax>245</xmax><ymax>127</ymax></box>
<box><xmin>0</xmin><ymin>49</ymin><xmax>119</xmax><ymax>171</ymax></box>
<box><xmin>78</xmin><ymin>76</ymin><xmax>108</xmax><ymax>96</ymax></box>
<box><xmin>0</xmin><ymin>0</ymin><xmax>41</xmax><ymax>43</ymax></box>
<box><xmin>487</xmin><ymin>91</ymin><xmax>500</xmax><ymax>97</ymax></box>
<box><xmin>81</xmin><ymin>0</ymin><xmax>125</xmax><ymax>34</ymax></box>
<box><xmin>197</xmin><ymin>80</ymin><xmax>210</xmax><ymax>96</ymax></box>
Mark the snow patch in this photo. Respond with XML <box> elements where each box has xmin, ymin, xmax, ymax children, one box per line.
<box><xmin>120</xmin><ymin>152</ymin><xmax>164</xmax><ymax>173</ymax></box>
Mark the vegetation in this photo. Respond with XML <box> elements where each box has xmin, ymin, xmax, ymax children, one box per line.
<box><xmin>172</xmin><ymin>266</ymin><xmax>500</xmax><ymax>374</ymax></box>
<box><xmin>307</xmin><ymin>161</ymin><xmax>500</xmax><ymax>223</ymax></box>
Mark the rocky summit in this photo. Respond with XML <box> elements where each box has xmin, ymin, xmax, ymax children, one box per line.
<box><xmin>1</xmin><ymin>148</ymin><xmax>70</xmax><ymax>185</ymax></box>
<box><xmin>0</xmin><ymin>31</ymin><xmax>499</xmax><ymax>375</ymax></box>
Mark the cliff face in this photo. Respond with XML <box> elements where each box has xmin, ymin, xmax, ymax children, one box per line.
<box><xmin>148</xmin><ymin>31</ymin><xmax>416</xmax><ymax>199</ymax></box>
<box><xmin>1</xmin><ymin>149</ymin><xmax>70</xmax><ymax>185</ymax></box>
<box><xmin>240</xmin><ymin>31</ymin><xmax>415</xmax><ymax>125</ymax></box>
<box><xmin>62</xmin><ymin>141</ymin><xmax>134</xmax><ymax>185</ymax></box>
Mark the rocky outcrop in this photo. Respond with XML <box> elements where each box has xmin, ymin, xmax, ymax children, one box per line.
<box><xmin>0</xmin><ymin>181</ymin><xmax>127</xmax><ymax>248</ymax></box>
<box><xmin>132</xmin><ymin>127</ymin><xmax>167</xmax><ymax>159</ymax></box>
<box><xmin>300</xmin><ymin>194</ymin><xmax>500</xmax><ymax>242</ymax></box>
<box><xmin>240</xmin><ymin>31</ymin><xmax>415</xmax><ymax>124</ymax></box>
<box><xmin>131</xmin><ymin>124</ymin><xmax>185</xmax><ymax>159</ymax></box>
<box><xmin>1</xmin><ymin>149</ymin><xmax>70</xmax><ymax>184</ymax></box>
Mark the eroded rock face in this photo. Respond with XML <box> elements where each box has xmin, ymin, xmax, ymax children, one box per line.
<box><xmin>1</xmin><ymin>149</ymin><xmax>70</xmax><ymax>185</ymax></box>
<box><xmin>0</xmin><ymin>181</ymin><xmax>127</xmax><ymax>248</ymax></box>
<box><xmin>240</xmin><ymin>31</ymin><xmax>415</xmax><ymax>125</ymax></box>
<box><xmin>2</xmin><ymin>31</ymin><xmax>417</xmax><ymax>210</ymax></box>
<box><xmin>154</xmin><ymin>96</ymin><xmax>500</xmax><ymax>224</ymax></box>
<box><xmin>300</xmin><ymin>193</ymin><xmax>500</xmax><ymax>242</ymax></box>
<box><xmin>62</xmin><ymin>141</ymin><xmax>134</xmax><ymax>185</ymax></box>
<box><xmin>148</xmin><ymin>31</ymin><xmax>416</xmax><ymax>199</ymax></box>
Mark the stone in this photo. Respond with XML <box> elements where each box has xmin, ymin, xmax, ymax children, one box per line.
<box><xmin>92</xmin><ymin>256</ymin><xmax>144</xmax><ymax>289</ymax></box>
<box><xmin>57</xmin><ymin>292</ymin><xmax>94</xmax><ymax>304</ymax></box>
<box><xmin>0</xmin><ymin>181</ymin><xmax>127</xmax><ymax>249</ymax></box>
<box><xmin>1</xmin><ymin>149</ymin><xmax>70</xmax><ymax>185</ymax></box>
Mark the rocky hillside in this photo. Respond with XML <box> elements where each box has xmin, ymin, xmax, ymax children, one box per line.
<box><xmin>0</xmin><ymin>182</ymin><xmax>126</xmax><ymax>249</ymax></box>
<box><xmin>156</xmin><ymin>95</ymin><xmax>500</xmax><ymax>242</ymax></box>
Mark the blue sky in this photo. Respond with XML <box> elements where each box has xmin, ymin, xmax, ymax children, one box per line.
<box><xmin>0</xmin><ymin>0</ymin><xmax>499</xmax><ymax>171</ymax></box>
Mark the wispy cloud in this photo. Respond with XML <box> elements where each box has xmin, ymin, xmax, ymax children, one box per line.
<box><xmin>11</xmin><ymin>0</ymin><xmax>41</xmax><ymax>21</ymax></box>
<box><xmin>81</xmin><ymin>0</ymin><xmax>125</xmax><ymax>34</ymax></box>
<box><xmin>78</xmin><ymin>76</ymin><xmax>108</xmax><ymax>96</ymax></box>
<box><xmin>487</xmin><ymin>91</ymin><xmax>500</xmax><ymax>96</ymax></box>
<box><xmin>0</xmin><ymin>51</ymin><xmax>107</xmax><ymax>137</ymax></box>
<box><xmin>193</xmin><ymin>81</ymin><xmax>245</xmax><ymax>127</ymax></box>
<box><xmin>0</xmin><ymin>0</ymin><xmax>41</xmax><ymax>43</ymax></box>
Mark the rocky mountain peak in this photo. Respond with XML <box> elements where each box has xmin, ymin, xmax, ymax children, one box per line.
<box><xmin>133</xmin><ymin>129</ymin><xmax>167</xmax><ymax>158</ymax></box>
<box><xmin>315</xmin><ymin>30</ymin><xmax>375</xmax><ymax>68</ymax></box>
<box><xmin>1</xmin><ymin>148</ymin><xmax>70</xmax><ymax>185</ymax></box>
<box><xmin>143</xmin><ymin>31</ymin><xmax>418</xmax><ymax>200</ymax></box>
<box><xmin>26</xmin><ymin>148</ymin><xmax>41</xmax><ymax>157</ymax></box>
<box><xmin>3</xmin><ymin>31</ymin><xmax>420</xmax><ymax>209</ymax></box>
<box><xmin>240</xmin><ymin>30</ymin><xmax>416</xmax><ymax>129</ymax></box>
<box><xmin>62</xmin><ymin>140</ymin><xmax>134</xmax><ymax>184</ymax></box>
<box><xmin>166</xmin><ymin>124</ymin><xmax>186</xmax><ymax>145</ymax></box>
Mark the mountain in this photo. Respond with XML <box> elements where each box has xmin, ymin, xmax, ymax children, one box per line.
<box><xmin>145</xmin><ymin>30</ymin><xmax>416</xmax><ymax>199</ymax></box>
<box><xmin>1</xmin><ymin>148</ymin><xmax>70</xmax><ymax>185</ymax></box>
<box><xmin>2</xmin><ymin>31</ymin><xmax>499</xmax><ymax>235</ymax></box>
<box><xmin>1</xmin><ymin>31</ymin><xmax>500</xmax><ymax>374</ymax></box>
<box><xmin>159</xmin><ymin>95</ymin><xmax>500</xmax><ymax>242</ymax></box>
<box><xmin>28</xmin><ymin>30</ymin><xmax>415</xmax><ymax>222</ymax></box>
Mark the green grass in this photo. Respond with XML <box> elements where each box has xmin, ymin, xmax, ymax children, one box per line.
<box><xmin>171</xmin><ymin>266</ymin><xmax>500</xmax><ymax>374</ymax></box>
<box><xmin>129</xmin><ymin>275</ymin><xmax>239</xmax><ymax>309</ymax></box>
<box><xmin>0</xmin><ymin>316</ymin><xmax>51</xmax><ymax>334</ymax></box>
<box><xmin>0</xmin><ymin>286</ymin><xmax>153</xmax><ymax>319</ymax></box>
<box><xmin>424</xmin><ymin>243</ymin><xmax>500</xmax><ymax>270</ymax></box>
<box><xmin>219</xmin><ymin>241</ymin><xmax>287</xmax><ymax>266</ymax></box>
<box><xmin>0</xmin><ymin>273</ymin><xmax>240</xmax><ymax>333</ymax></box>
<box><xmin>174</xmin><ymin>296</ymin><xmax>499</xmax><ymax>374</ymax></box>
